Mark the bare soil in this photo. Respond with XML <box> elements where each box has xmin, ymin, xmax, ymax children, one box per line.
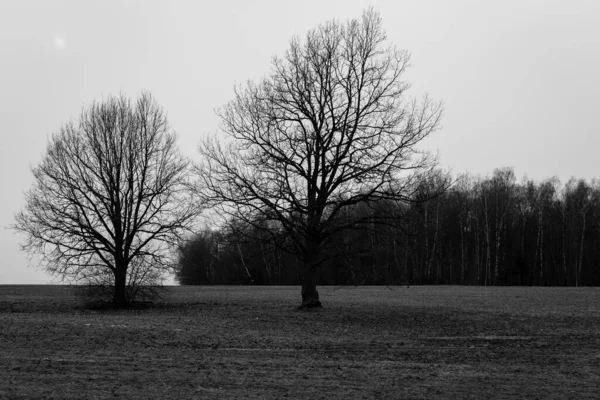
<box><xmin>1</xmin><ymin>285</ymin><xmax>599</xmax><ymax>399</ymax></box>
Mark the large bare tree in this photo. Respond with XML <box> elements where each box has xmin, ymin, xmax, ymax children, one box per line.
<box><xmin>197</xmin><ymin>9</ymin><xmax>444</xmax><ymax>308</ymax></box>
<box><xmin>14</xmin><ymin>93</ymin><xmax>200</xmax><ymax>306</ymax></box>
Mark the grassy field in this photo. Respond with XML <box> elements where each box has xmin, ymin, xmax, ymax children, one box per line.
<box><xmin>1</xmin><ymin>285</ymin><xmax>599</xmax><ymax>399</ymax></box>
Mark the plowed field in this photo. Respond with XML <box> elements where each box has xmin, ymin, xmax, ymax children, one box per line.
<box><xmin>1</xmin><ymin>285</ymin><xmax>599</xmax><ymax>399</ymax></box>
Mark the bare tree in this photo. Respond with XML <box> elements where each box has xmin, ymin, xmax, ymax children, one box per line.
<box><xmin>13</xmin><ymin>93</ymin><xmax>200</xmax><ymax>306</ymax></box>
<box><xmin>196</xmin><ymin>9</ymin><xmax>445</xmax><ymax>308</ymax></box>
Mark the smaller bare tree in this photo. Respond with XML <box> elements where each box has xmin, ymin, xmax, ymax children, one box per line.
<box><xmin>13</xmin><ymin>93</ymin><xmax>200</xmax><ymax>306</ymax></box>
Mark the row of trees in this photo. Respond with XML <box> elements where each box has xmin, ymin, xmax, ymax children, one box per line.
<box><xmin>177</xmin><ymin>169</ymin><xmax>600</xmax><ymax>287</ymax></box>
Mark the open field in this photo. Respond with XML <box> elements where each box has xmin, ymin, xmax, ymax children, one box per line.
<box><xmin>1</xmin><ymin>285</ymin><xmax>599</xmax><ymax>399</ymax></box>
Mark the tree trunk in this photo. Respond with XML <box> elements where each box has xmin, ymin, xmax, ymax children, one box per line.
<box><xmin>113</xmin><ymin>268</ymin><xmax>128</xmax><ymax>306</ymax></box>
<box><xmin>428</xmin><ymin>202</ymin><xmax>440</xmax><ymax>283</ymax></box>
<box><xmin>577</xmin><ymin>212</ymin><xmax>586</xmax><ymax>287</ymax></box>
<box><xmin>236</xmin><ymin>243</ymin><xmax>253</xmax><ymax>284</ymax></box>
<box><xmin>260</xmin><ymin>242</ymin><xmax>273</xmax><ymax>285</ymax></box>
<box><xmin>494</xmin><ymin>213</ymin><xmax>506</xmax><ymax>286</ymax></box>
<box><xmin>475</xmin><ymin>217</ymin><xmax>480</xmax><ymax>285</ymax></box>
<box><xmin>460</xmin><ymin>222</ymin><xmax>465</xmax><ymax>284</ymax></box>
<box><xmin>483</xmin><ymin>195</ymin><xmax>491</xmax><ymax>286</ymax></box>
<box><xmin>539</xmin><ymin>207</ymin><xmax>544</xmax><ymax>284</ymax></box>
<box><xmin>424</xmin><ymin>203</ymin><xmax>430</xmax><ymax>280</ymax></box>
<box><xmin>300</xmin><ymin>260</ymin><xmax>321</xmax><ymax>309</ymax></box>
<box><xmin>562</xmin><ymin>206</ymin><xmax>567</xmax><ymax>285</ymax></box>
<box><xmin>299</xmin><ymin>238</ymin><xmax>322</xmax><ymax>309</ymax></box>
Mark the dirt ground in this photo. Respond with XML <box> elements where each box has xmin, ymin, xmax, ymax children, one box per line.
<box><xmin>0</xmin><ymin>285</ymin><xmax>599</xmax><ymax>399</ymax></box>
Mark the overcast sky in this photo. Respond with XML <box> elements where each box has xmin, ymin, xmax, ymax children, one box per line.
<box><xmin>1</xmin><ymin>0</ymin><xmax>599</xmax><ymax>284</ymax></box>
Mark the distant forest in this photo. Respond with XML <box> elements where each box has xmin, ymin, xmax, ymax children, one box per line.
<box><xmin>176</xmin><ymin>167</ymin><xmax>600</xmax><ymax>286</ymax></box>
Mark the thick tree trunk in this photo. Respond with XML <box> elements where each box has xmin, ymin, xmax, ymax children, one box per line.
<box><xmin>299</xmin><ymin>238</ymin><xmax>322</xmax><ymax>309</ymax></box>
<box><xmin>300</xmin><ymin>272</ymin><xmax>321</xmax><ymax>308</ymax></box>
<box><xmin>113</xmin><ymin>268</ymin><xmax>128</xmax><ymax>306</ymax></box>
<box><xmin>299</xmin><ymin>260</ymin><xmax>321</xmax><ymax>309</ymax></box>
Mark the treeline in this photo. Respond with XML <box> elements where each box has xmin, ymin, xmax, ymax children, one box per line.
<box><xmin>176</xmin><ymin>167</ymin><xmax>600</xmax><ymax>286</ymax></box>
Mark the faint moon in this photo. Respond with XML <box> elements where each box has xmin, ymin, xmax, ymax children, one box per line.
<box><xmin>53</xmin><ymin>35</ymin><xmax>67</xmax><ymax>50</ymax></box>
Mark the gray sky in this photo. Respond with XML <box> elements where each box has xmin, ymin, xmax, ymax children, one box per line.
<box><xmin>1</xmin><ymin>0</ymin><xmax>599</xmax><ymax>284</ymax></box>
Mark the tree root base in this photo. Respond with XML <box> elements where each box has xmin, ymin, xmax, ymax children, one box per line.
<box><xmin>297</xmin><ymin>299</ymin><xmax>323</xmax><ymax>310</ymax></box>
